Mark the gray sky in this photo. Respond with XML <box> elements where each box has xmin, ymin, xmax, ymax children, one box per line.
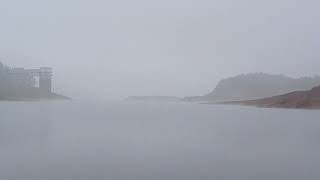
<box><xmin>1</xmin><ymin>0</ymin><xmax>320</xmax><ymax>99</ymax></box>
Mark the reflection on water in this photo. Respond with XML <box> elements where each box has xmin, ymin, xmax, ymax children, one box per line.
<box><xmin>1</xmin><ymin>101</ymin><xmax>320</xmax><ymax>180</ymax></box>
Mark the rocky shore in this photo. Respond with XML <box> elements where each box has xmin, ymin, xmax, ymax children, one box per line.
<box><xmin>0</xmin><ymin>87</ymin><xmax>71</xmax><ymax>101</ymax></box>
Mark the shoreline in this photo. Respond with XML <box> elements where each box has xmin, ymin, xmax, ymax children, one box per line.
<box><xmin>204</xmin><ymin>101</ymin><xmax>320</xmax><ymax>110</ymax></box>
<box><xmin>0</xmin><ymin>93</ymin><xmax>71</xmax><ymax>102</ymax></box>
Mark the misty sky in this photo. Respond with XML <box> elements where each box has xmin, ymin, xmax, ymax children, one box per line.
<box><xmin>0</xmin><ymin>0</ymin><xmax>320</xmax><ymax>99</ymax></box>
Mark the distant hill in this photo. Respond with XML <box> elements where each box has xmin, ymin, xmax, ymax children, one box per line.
<box><xmin>125</xmin><ymin>96</ymin><xmax>182</xmax><ymax>102</ymax></box>
<box><xmin>222</xmin><ymin>86</ymin><xmax>320</xmax><ymax>109</ymax></box>
<box><xmin>184</xmin><ymin>73</ymin><xmax>320</xmax><ymax>102</ymax></box>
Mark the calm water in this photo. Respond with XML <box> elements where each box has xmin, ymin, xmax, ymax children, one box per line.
<box><xmin>1</xmin><ymin>101</ymin><xmax>320</xmax><ymax>180</ymax></box>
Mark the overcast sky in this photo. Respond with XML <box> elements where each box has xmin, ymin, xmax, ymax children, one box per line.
<box><xmin>0</xmin><ymin>0</ymin><xmax>320</xmax><ymax>99</ymax></box>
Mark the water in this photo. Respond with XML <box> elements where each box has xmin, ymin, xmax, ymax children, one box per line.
<box><xmin>1</xmin><ymin>101</ymin><xmax>320</xmax><ymax>180</ymax></box>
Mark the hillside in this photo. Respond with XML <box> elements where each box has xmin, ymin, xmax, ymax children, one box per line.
<box><xmin>223</xmin><ymin>86</ymin><xmax>320</xmax><ymax>109</ymax></box>
<box><xmin>185</xmin><ymin>73</ymin><xmax>320</xmax><ymax>102</ymax></box>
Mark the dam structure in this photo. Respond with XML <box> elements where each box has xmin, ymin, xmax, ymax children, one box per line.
<box><xmin>8</xmin><ymin>67</ymin><xmax>53</xmax><ymax>94</ymax></box>
<box><xmin>0</xmin><ymin>62</ymin><xmax>69</xmax><ymax>100</ymax></box>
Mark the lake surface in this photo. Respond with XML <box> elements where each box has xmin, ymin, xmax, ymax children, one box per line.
<box><xmin>1</xmin><ymin>101</ymin><xmax>320</xmax><ymax>180</ymax></box>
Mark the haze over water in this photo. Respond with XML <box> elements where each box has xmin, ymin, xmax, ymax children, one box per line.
<box><xmin>1</xmin><ymin>101</ymin><xmax>320</xmax><ymax>180</ymax></box>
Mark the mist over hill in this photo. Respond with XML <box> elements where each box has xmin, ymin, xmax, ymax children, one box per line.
<box><xmin>185</xmin><ymin>73</ymin><xmax>320</xmax><ymax>102</ymax></box>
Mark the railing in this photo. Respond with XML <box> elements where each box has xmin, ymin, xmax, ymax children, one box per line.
<box><xmin>10</xmin><ymin>68</ymin><xmax>53</xmax><ymax>78</ymax></box>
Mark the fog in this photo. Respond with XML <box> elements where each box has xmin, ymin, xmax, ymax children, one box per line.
<box><xmin>1</xmin><ymin>0</ymin><xmax>320</xmax><ymax>99</ymax></box>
